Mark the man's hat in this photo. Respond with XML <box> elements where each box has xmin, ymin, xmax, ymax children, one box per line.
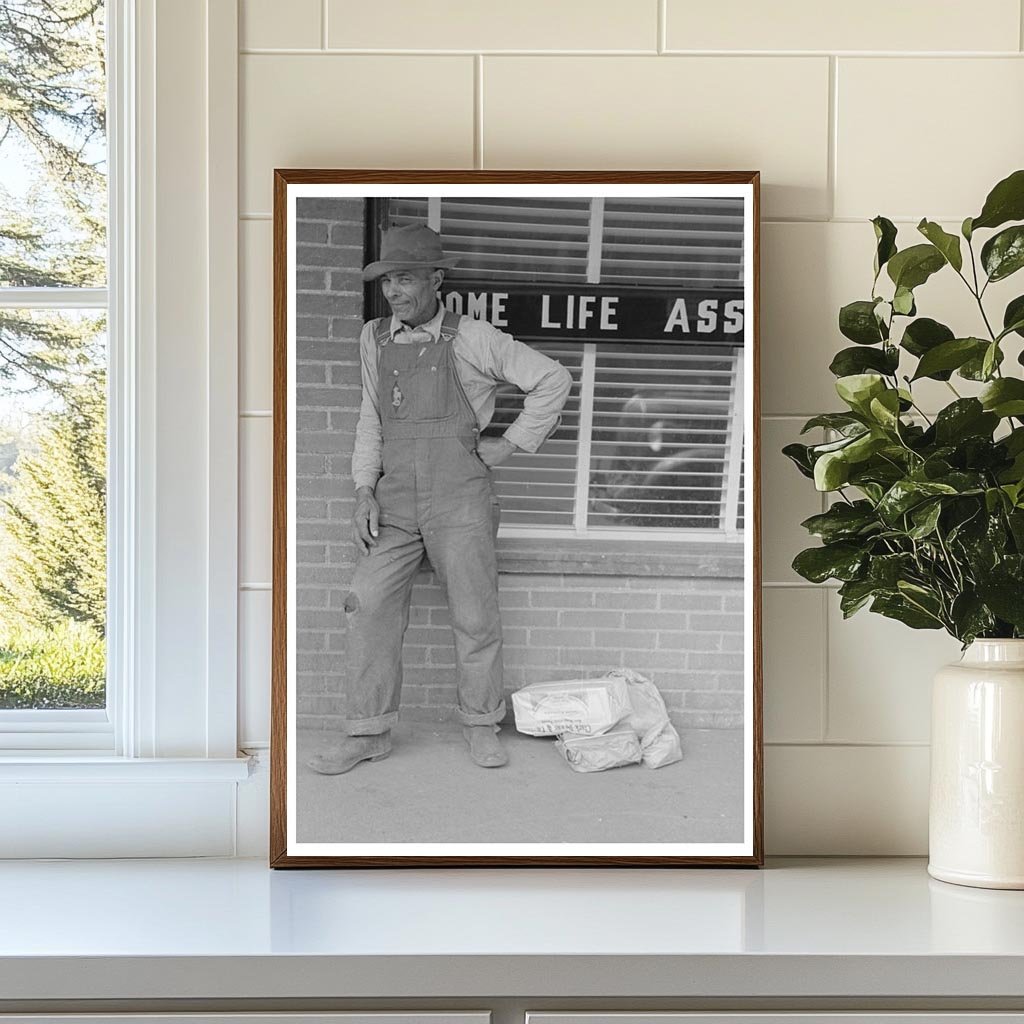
<box><xmin>361</xmin><ymin>224</ymin><xmax>460</xmax><ymax>281</ymax></box>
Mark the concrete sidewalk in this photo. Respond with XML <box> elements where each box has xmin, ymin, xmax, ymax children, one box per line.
<box><xmin>296</xmin><ymin>721</ymin><xmax>744</xmax><ymax>845</ymax></box>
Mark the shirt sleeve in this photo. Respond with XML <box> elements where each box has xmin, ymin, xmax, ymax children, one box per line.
<box><xmin>469</xmin><ymin>319</ymin><xmax>573</xmax><ymax>453</ymax></box>
<box><xmin>351</xmin><ymin>321</ymin><xmax>383</xmax><ymax>491</ymax></box>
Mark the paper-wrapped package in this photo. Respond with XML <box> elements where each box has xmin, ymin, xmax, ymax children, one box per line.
<box><xmin>556</xmin><ymin>725</ymin><xmax>642</xmax><ymax>773</ymax></box>
<box><xmin>608</xmin><ymin>668</ymin><xmax>683</xmax><ymax>769</ymax></box>
<box><xmin>511</xmin><ymin>676</ymin><xmax>632</xmax><ymax>737</ymax></box>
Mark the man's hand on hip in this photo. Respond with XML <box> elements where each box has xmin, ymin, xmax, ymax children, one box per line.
<box><xmin>353</xmin><ymin>486</ymin><xmax>380</xmax><ymax>554</ymax></box>
<box><xmin>476</xmin><ymin>436</ymin><xmax>519</xmax><ymax>469</ymax></box>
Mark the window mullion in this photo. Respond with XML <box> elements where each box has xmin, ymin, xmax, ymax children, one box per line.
<box><xmin>0</xmin><ymin>287</ymin><xmax>108</xmax><ymax>310</ymax></box>
<box><xmin>427</xmin><ymin>197</ymin><xmax>441</xmax><ymax>232</ymax></box>
<box><xmin>721</xmin><ymin>347</ymin><xmax>745</xmax><ymax>535</ymax></box>
<box><xmin>572</xmin><ymin>343</ymin><xmax>597</xmax><ymax>537</ymax></box>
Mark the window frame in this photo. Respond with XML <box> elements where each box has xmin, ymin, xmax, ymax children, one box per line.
<box><xmin>0</xmin><ymin>3</ymin><xmax>117</xmax><ymax>750</ymax></box>
<box><xmin>0</xmin><ymin>0</ymin><xmax>242</xmax><ymax>770</ymax></box>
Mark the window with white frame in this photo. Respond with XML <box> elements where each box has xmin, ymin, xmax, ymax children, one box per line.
<box><xmin>0</xmin><ymin>1</ymin><xmax>109</xmax><ymax>733</ymax></box>
<box><xmin>377</xmin><ymin>196</ymin><xmax>746</xmax><ymax>539</ymax></box>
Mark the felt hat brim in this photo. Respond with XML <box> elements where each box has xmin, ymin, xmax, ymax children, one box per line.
<box><xmin>361</xmin><ymin>256</ymin><xmax>460</xmax><ymax>282</ymax></box>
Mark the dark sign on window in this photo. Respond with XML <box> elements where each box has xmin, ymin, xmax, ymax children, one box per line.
<box><xmin>441</xmin><ymin>281</ymin><xmax>744</xmax><ymax>345</ymax></box>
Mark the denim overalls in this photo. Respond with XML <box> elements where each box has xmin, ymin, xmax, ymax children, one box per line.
<box><xmin>340</xmin><ymin>310</ymin><xmax>506</xmax><ymax>736</ymax></box>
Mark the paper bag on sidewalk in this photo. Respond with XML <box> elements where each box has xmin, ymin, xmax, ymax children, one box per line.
<box><xmin>512</xmin><ymin>676</ymin><xmax>632</xmax><ymax>737</ymax></box>
<box><xmin>555</xmin><ymin>724</ymin><xmax>642</xmax><ymax>773</ymax></box>
<box><xmin>607</xmin><ymin>669</ymin><xmax>683</xmax><ymax>769</ymax></box>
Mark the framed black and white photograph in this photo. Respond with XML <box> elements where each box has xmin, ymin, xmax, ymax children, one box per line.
<box><xmin>271</xmin><ymin>170</ymin><xmax>762</xmax><ymax>867</ymax></box>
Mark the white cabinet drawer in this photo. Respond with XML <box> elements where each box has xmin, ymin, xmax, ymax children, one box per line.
<box><xmin>528</xmin><ymin>1016</ymin><xmax>1024</xmax><ymax>1024</ymax></box>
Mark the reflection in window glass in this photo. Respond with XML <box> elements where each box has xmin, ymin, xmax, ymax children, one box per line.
<box><xmin>589</xmin><ymin>344</ymin><xmax>735</xmax><ymax>531</ymax></box>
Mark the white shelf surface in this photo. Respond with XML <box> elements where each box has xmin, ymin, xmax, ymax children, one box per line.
<box><xmin>2</xmin><ymin>857</ymin><xmax>1024</xmax><ymax>1001</ymax></box>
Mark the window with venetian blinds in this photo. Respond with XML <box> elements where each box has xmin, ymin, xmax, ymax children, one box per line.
<box><xmin>380</xmin><ymin>196</ymin><xmax>746</xmax><ymax>540</ymax></box>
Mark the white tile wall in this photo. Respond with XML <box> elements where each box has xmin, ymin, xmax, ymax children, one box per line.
<box><xmin>236</xmin><ymin>2</ymin><xmax>1024</xmax><ymax>853</ymax></box>
<box><xmin>836</xmin><ymin>58</ymin><xmax>1024</xmax><ymax>220</ymax></box>
<box><xmin>483</xmin><ymin>56</ymin><xmax>831</xmax><ymax>220</ymax></box>
<box><xmin>326</xmin><ymin>0</ymin><xmax>659</xmax><ymax>51</ymax></box>
<box><xmin>665</xmin><ymin>0</ymin><xmax>1021</xmax><ymax>53</ymax></box>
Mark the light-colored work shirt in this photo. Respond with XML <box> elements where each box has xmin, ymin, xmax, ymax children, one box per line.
<box><xmin>352</xmin><ymin>303</ymin><xmax>572</xmax><ymax>491</ymax></box>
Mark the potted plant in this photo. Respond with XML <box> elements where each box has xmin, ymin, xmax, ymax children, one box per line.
<box><xmin>784</xmin><ymin>169</ymin><xmax>1024</xmax><ymax>889</ymax></box>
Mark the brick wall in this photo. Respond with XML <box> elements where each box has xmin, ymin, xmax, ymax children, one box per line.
<box><xmin>293</xmin><ymin>198</ymin><xmax>744</xmax><ymax>733</ymax></box>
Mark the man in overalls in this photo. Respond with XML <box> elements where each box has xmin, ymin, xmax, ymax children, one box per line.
<box><xmin>308</xmin><ymin>224</ymin><xmax>572</xmax><ymax>774</ymax></box>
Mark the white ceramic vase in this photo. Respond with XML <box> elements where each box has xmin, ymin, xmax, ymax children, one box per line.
<box><xmin>929</xmin><ymin>639</ymin><xmax>1024</xmax><ymax>889</ymax></box>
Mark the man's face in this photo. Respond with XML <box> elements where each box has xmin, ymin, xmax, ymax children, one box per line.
<box><xmin>380</xmin><ymin>267</ymin><xmax>442</xmax><ymax>325</ymax></box>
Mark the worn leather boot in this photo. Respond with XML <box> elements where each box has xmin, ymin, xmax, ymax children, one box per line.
<box><xmin>306</xmin><ymin>732</ymin><xmax>391</xmax><ymax>775</ymax></box>
<box><xmin>462</xmin><ymin>725</ymin><xmax>508</xmax><ymax>768</ymax></box>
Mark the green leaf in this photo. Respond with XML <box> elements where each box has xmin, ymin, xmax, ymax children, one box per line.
<box><xmin>911</xmin><ymin>337</ymin><xmax>987</xmax><ymax>381</ymax></box>
<box><xmin>835</xmin><ymin>373</ymin><xmax>886</xmax><ymax>413</ymax></box>
<box><xmin>979</xmin><ymin>378</ymin><xmax>1024</xmax><ymax>418</ymax></box>
<box><xmin>877</xmin><ymin>479</ymin><xmax>958</xmax><ymax>524</ymax></box>
<box><xmin>871</xmin><ymin>594</ymin><xmax>943</xmax><ymax>630</ymax></box>
<box><xmin>868</xmin><ymin>389</ymin><xmax>901</xmax><ymax>430</ymax></box>
<box><xmin>1003</xmin><ymin>295</ymin><xmax>1024</xmax><ymax>340</ymax></box>
<box><xmin>800</xmin><ymin>413</ymin><xmax>866</xmax><ymax>435</ymax></box>
<box><xmin>917</xmin><ymin>219</ymin><xmax>963</xmax><ymax>272</ymax></box>
<box><xmin>782</xmin><ymin>442</ymin><xmax>815</xmax><ymax>479</ymax></box>
<box><xmin>887</xmin><ymin>244</ymin><xmax>946</xmax><ymax>291</ymax></box>
<box><xmin>800</xmin><ymin>501</ymin><xmax>879</xmax><ymax>543</ymax></box>
<box><xmin>976</xmin><ymin>574</ymin><xmax>1024</xmax><ymax>629</ymax></box>
<box><xmin>814</xmin><ymin>450</ymin><xmax>851</xmax><ymax>491</ymax></box>
<box><xmin>872</xmin><ymin>216</ymin><xmax>898</xmax><ymax>278</ymax></box>
<box><xmin>933</xmin><ymin>399</ymin><xmax>999</xmax><ymax>445</ymax></box>
<box><xmin>900</xmin><ymin>317</ymin><xmax>955</xmax><ymax>361</ymax></box>
<box><xmin>908</xmin><ymin>500</ymin><xmax>943</xmax><ymax>539</ymax></box>
<box><xmin>839</xmin><ymin>300</ymin><xmax>887</xmax><ymax>345</ymax></box>
<box><xmin>868</xmin><ymin>552</ymin><xmax>915</xmax><ymax>587</ymax></box>
<box><xmin>960</xmin><ymin>344</ymin><xmax>1004</xmax><ymax>381</ymax></box>
<box><xmin>950</xmin><ymin>593</ymin><xmax>996</xmax><ymax>644</ymax></box>
<box><xmin>792</xmin><ymin>542</ymin><xmax>866</xmax><ymax>584</ymax></box>
<box><xmin>962</xmin><ymin>216</ymin><xmax>974</xmax><ymax>241</ymax></box>
<box><xmin>971</xmin><ymin>168</ymin><xmax>1024</xmax><ymax>232</ymax></box>
<box><xmin>892</xmin><ymin>286</ymin><xmax>916</xmax><ymax>316</ymax></box>
<box><xmin>838</xmin><ymin>578</ymin><xmax>880</xmax><ymax>618</ymax></box>
<box><xmin>981</xmin><ymin>225</ymin><xmax>1024</xmax><ymax>283</ymax></box>
<box><xmin>829</xmin><ymin>345</ymin><xmax>899</xmax><ymax>378</ymax></box>
<box><xmin>982</xmin><ymin>341</ymin><xmax>1001</xmax><ymax>381</ymax></box>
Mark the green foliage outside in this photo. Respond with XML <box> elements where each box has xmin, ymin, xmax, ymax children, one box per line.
<box><xmin>0</xmin><ymin>1</ymin><xmax>107</xmax><ymax>707</ymax></box>
<box><xmin>785</xmin><ymin>169</ymin><xmax>1024</xmax><ymax>646</ymax></box>
<box><xmin>0</xmin><ymin>620</ymin><xmax>104</xmax><ymax>708</ymax></box>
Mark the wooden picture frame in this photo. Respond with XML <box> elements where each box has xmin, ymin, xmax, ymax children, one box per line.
<box><xmin>271</xmin><ymin>170</ymin><xmax>762</xmax><ymax>867</ymax></box>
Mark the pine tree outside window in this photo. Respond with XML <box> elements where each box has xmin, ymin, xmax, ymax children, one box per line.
<box><xmin>0</xmin><ymin>1</ymin><xmax>108</xmax><ymax>734</ymax></box>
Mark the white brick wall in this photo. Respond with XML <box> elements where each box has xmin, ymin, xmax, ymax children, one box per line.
<box><xmin>236</xmin><ymin>0</ymin><xmax>1024</xmax><ymax>854</ymax></box>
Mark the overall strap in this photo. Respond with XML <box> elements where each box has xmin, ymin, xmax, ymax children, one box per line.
<box><xmin>438</xmin><ymin>309</ymin><xmax>461</xmax><ymax>343</ymax></box>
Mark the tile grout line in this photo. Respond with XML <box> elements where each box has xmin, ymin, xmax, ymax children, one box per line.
<box><xmin>321</xmin><ymin>0</ymin><xmax>328</xmax><ymax>50</ymax></box>
<box><xmin>766</xmin><ymin>740</ymin><xmax>931</xmax><ymax>748</ymax></box>
<box><xmin>1021</xmin><ymin>0</ymin><xmax>1024</xmax><ymax>52</ymax></box>
<box><xmin>657</xmin><ymin>0</ymin><xmax>666</xmax><ymax>54</ymax></box>
<box><xmin>820</xmin><ymin>587</ymin><xmax>830</xmax><ymax>743</ymax></box>
<box><xmin>474</xmin><ymin>54</ymin><xmax>484</xmax><ymax>169</ymax></box>
<box><xmin>237</xmin><ymin>47</ymin><xmax>1024</xmax><ymax>57</ymax></box>
<box><xmin>827</xmin><ymin>55</ymin><xmax>838</xmax><ymax>221</ymax></box>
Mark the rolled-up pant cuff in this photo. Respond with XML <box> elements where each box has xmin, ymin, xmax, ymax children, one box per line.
<box><xmin>455</xmin><ymin>698</ymin><xmax>506</xmax><ymax>728</ymax></box>
<box><xmin>341</xmin><ymin>711</ymin><xmax>398</xmax><ymax>736</ymax></box>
